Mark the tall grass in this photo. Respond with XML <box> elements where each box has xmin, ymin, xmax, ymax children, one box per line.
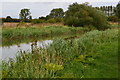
<box><xmin>2</xmin><ymin>29</ymin><xmax>118</xmax><ymax>78</ymax></box>
<box><xmin>2</xmin><ymin>26</ymin><xmax>88</xmax><ymax>46</ymax></box>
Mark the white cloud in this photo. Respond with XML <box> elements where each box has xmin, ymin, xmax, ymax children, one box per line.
<box><xmin>1</xmin><ymin>0</ymin><xmax>119</xmax><ymax>2</ymax></box>
<box><xmin>1</xmin><ymin>1</ymin><xmax>119</xmax><ymax>18</ymax></box>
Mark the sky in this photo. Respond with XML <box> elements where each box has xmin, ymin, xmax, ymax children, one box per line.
<box><xmin>1</xmin><ymin>0</ymin><xmax>119</xmax><ymax>2</ymax></box>
<box><xmin>0</xmin><ymin>0</ymin><xmax>119</xmax><ymax>18</ymax></box>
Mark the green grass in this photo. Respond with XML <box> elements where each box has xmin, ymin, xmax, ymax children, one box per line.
<box><xmin>2</xmin><ymin>29</ymin><xmax>118</xmax><ymax>78</ymax></box>
<box><xmin>1</xmin><ymin>26</ymin><xmax>88</xmax><ymax>46</ymax></box>
<box><xmin>110</xmin><ymin>24</ymin><xmax>119</xmax><ymax>28</ymax></box>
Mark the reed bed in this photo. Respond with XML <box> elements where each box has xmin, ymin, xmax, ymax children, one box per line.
<box><xmin>2</xmin><ymin>29</ymin><xmax>118</xmax><ymax>78</ymax></box>
<box><xmin>2</xmin><ymin>26</ymin><xmax>88</xmax><ymax>46</ymax></box>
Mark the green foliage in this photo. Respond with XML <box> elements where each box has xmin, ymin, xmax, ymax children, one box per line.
<box><xmin>2</xmin><ymin>29</ymin><xmax>118</xmax><ymax>78</ymax></box>
<box><xmin>31</xmin><ymin>19</ymin><xmax>46</xmax><ymax>24</ymax></box>
<box><xmin>44</xmin><ymin>63</ymin><xmax>64</xmax><ymax>71</ymax></box>
<box><xmin>74</xmin><ymin>55</ymin><xmax>86</xmax><ymax>62</ymax></box>
<box><xmin>19</xmin><ymin>8</ymin><xmax>31</xmax><ymax>22</ymax></box>
<box><xmin>108</xmin><ymin>16</ymin><xmax>119</xmax><ymax>22</ymax></box>
<box><xmin>46</xmin><ymin>18</ymin><xmax>63</xmax><ymax>23</ymax></box>
<box><xmin>2</xmin><ymin>26</ymin><xmax>87</xmax><ymax>46</ymax></box>
<box><xmin>46</xmin><ymin>18</ymin><xmax>56</xmax><ymax>23</ymax></box>
<box><xmin>5</xmin><ymin>16</ymin><xmax>13</xmax><ymax>22</ymax></box>
<box><xmin>49</xmin><ymin>8</ymin><xmax>64</xmax><ymax>18</ymax></box>
<box><xmin>110</xmin><ymin>24</ymin><xmax>119</xmax><ymax>28</ymax></box>
<box><xmin>45</xmin><ymin>8</ymin><xmax>64</xmax><ymax>23</ymax></box>
<box><xmin>2</xmin><ymin>18</ymin><xmax>21</xmax><ymax>22</ymax></box>
<box><xmin>64</xmin><ymin>2</ymin><xmax>109</xmax><ymax>30</ymax></box>
<box><xmin>54</xmin><ymin>18</ymin><xmax>63</xmax><ymax>23</ymax></box>
<box><xmin>115</xmin><ymin>1</ymin><xmax>120</xmax><ymax>18</ymax></box>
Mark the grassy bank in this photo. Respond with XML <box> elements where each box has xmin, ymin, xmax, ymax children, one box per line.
<box><xmin>2</xmin><ymin>29</ymin><xmax>118</xmax><ymax>78</ymax></box>
<box><xmin>110</xmin><ymin>24</ymin><xmax>119</xmax><ymax>28</ymax></box>
<box><xmin>2</xmin><ymin>26</ymin><xmax>88</xmax><ymax>46</ymax></box>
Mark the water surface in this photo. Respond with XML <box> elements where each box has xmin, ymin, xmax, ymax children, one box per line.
<box><xmin>1</xmin><ymin>40</ymin><xmax>52</xmax><ymax>60</ymax></box>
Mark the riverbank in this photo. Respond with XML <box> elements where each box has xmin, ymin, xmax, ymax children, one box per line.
<box><xmin>2</xmin><ymin>29</ymin><xmax>118</xmax><ymax>78</ymax></box>
<box><xmin>2</xmin><ymin>26</ymin><xmax>89</xmax><ymax>46</ymax></box>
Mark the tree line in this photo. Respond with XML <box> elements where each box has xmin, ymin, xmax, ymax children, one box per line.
<box><xmin>1</xmin><ymin>2</ymin><xmax>120</xmax><ymax>30</ymax></box>
<box><xmin>95</xmin><ymin>6</ymin><xmax>115</xmax><ymax>16</ymax></box>
<box><xmin>2</xmin><ymin>2</ymin><xmax>120</xmax><ymax>23</ymax></box>
<box><xmin>1</xmin><ymin>8</ymin><xmax>65</xmax><ymax>23</ymax></box>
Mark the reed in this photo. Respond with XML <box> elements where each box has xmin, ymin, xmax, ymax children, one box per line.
<box><xmin>2</xmin><ymin>29</ymin><xmax>118</xmax><ymax>78</ymax></box>
<box><xmin>2</xmin><ymin>26</ymin><xmax>88</xmax><ymax>46</ymax></box>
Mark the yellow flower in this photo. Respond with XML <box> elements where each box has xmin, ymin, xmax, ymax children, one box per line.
<box><xmin>74</xmin><ymin>55</ymin><xmax>85</xmax><ymax>62</ymax></box>
<box><xmin>44</xmin><ymin>63</ymin><xmax>64</xmax><ymax>71</ymax></box>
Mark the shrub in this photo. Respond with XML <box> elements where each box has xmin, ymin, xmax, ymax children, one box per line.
<box><xmin>108</xmin><ymin>16</ymin><xmax>119</xmax><ymax>22</ymax></box>
<box><xmin>47</xmin><ymin>18</ymin><xmax>56</xmax><ymax>23</ymax></box>
<box><xmin>64</xmin><ymin>3</ymin><xmax>109</xmax><ymax>30</ymax></box>
<box><xmin>54</xmin><ymin>18</ymin><xmax>63</xmax><ymax>23</ymax></box>
<box><xmin>31</xmin><ymin>19</ymin><xmax>45</xmax><ymax>24</ymax></box>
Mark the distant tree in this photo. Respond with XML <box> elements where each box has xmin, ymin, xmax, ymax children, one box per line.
<box><xmin>31</xmin><ymin>19</ymin><xmax>45</xmax><ymax>24</ymax></box>
<box><xmin>46</xmin><ymin>15</ymin><xmax>51</xmax><ymax>20</ymax></box>
<box><xmin>83</xmin><ymin>2</ymin><xmax>89</xmax><ymax>6</ymax></box>
<box><xmin>39</xmin><ymin>16</ymin><xmax>46</xmax><ymax>20</ymax></box>
<box><xmin>49</xmin><ymin>8</ymin><xmax>64</xmax><ymax>18</ymax></box>
<box><xmin>115</xmin><ymin>1</ymin><xmax>120</xmax><ymax>18</ymax></box>
<box><xmin>6</xmin><ymin>16</ymin><xmax>12</xmax><ymax>19</ymax></box>
<box><xmin>19</xmin><ymin>8</ymin><xmax>31</xmax><ymax>22</ymax></box>
<box><xmin>100</xmin><ymin>7</ymin><xmax>102</xmax><ymax>10</ymax></box>
<box><xmin>96</xmin><ymin>7</ymin><xmax>100</xmax><ymax>10</ymax></box>
<box><xmin>29</xmin><ymin>16</ymin><xmax>32</xmax><ymax>19</ymax></box>
<box><xmin>5</xmin><ymin>16</ymin><xmax>13</xmax><ymax>22</ymax></box>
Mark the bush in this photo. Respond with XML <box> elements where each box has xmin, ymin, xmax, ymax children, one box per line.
<box><xmin>108</xmin><ymin>16</ymin><xmax>119</xmax><ymax>22</ymax></box>
<box><xmin>64</xmin><ymin>3</ymin><xmax>109</xmax><ymax>30</ymax></box>
<box><xmin>84</xmin><ymin>25</ymin><xmax>97</xmax><ymax>31</ymax></box>
<box><xmin>47</xmin><ymin>18</ymin><xmax>56</xmax><ymax>23</ymax></box>
<box><xmin>31</xmin><ymin>19</ymin><xmax>45</xmax><ymax>24</ymax></box>
<box><xmin>54</xmin><ymin>18</ymin><xmax>63</xmax><ymax>23</ymax></box>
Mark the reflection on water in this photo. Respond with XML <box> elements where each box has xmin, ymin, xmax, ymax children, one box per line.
<box><xmin>1</xmin><ymin>34</ymin><xmax>82</xmax><ymax>61</ymax></box>
<box><xmin>1</xmin><ymin>40</ymin><xmax>52</xmax><ymax>60</ymax></box>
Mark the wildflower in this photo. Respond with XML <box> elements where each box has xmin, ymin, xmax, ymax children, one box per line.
<box><xmin>74</xmin><ymin>55</ymin><xmax>85</xmax><ymax>62</ymax></box>
<box><xmin>44</xmin><ymin>63</ymin><xmax>64</xmax><ymax>71</ymax></box>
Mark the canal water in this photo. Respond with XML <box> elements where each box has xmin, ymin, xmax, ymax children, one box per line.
<box><xmin>1</xmin><ymin>40</ymin><xmax>52</xmax><ymax>60</ymax></box>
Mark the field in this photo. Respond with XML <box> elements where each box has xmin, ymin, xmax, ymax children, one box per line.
<box><xmin>2</xmin><ymin>22</ymin><xmax>64</xmax><ymax>28</ymax></box>
<box><xmin>2</xmin><ymin>25</ymin><xmax>119</xmax><ymax>78</ymax></box>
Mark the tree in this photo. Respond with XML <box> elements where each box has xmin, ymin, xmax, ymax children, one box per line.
<box><xmin>6</xmin><ymin>16</ymin><xmax>12</xmax><ymax>19</ymax></box>
<box><xmin>39</xmin><ymin>16</ymin><xmax>46</xmax><ymax>20</ymax></box>
<box><xmin>29</xmin><ymin>16</ymin><xmax>32</xmax><ymax>20</ymax></box>
<box><xmin>49</xmin><ymin>8</ymin><xmax>64</xmax><ymax>18</ymax></box>
<box><xmin>115</xmin><ymin>1</ymin><xmax>120</xmax><ymax>18</ymax></box>
<box><xmin>19</xmin><ymin>8</ymin><xmax>31</xmax><ymax>22</ymax></box>
<box><xmin>46</xmin><ymin>15</ymin><xmax>51</xmax><ymax>20</ymax></box>
<box><xmin>64</xmin><ymin>2</ymin><xmax>109</xmax><ymax>30</ymax></box>
<box><xmin>5</xmin><ymin>16</ymin><xmax>13</xmax><ymax>22</ymax></box>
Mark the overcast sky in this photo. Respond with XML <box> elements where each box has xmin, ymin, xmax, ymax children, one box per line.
<box><xmin>1</xmin><ymin>0</ymin><xmax>119</xmax><ymax>18</ymax></box>
<box><xmin>1</xmin><ymin>0</ymin><xmax>119</xmax><ymax>2</ymax></box>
